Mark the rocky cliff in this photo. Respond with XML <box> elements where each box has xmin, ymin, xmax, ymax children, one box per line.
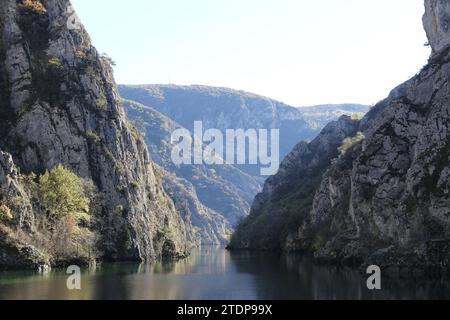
<box><xmin>0</xmin><ymin>0</ymin><xmax>192</xmax><ymax>268</ymax></box>
<box><xmin>230</xmin><ymin>0</ymin><xmax>450</xmax><ymax>275</ymax></box>
<box><xmin>423</xmin><ymin>0</ymin><xmax>450</xmax><ymax>58</ymax></box>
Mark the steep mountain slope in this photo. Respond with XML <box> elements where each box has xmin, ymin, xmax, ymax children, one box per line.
<box><xmin>229</xmin><ymin>116</ymin><xmax>360</xmax><ymax>250</ymax></box>
<box><xmin>123</xmin><ymin>99</ymin><xmax>263</xmax><ymax>243</ymax></box>
<box><xmin>0</xmin><ymin>0</ymin><xmax>192</xmax><ymax>269</ymax></box>
<box><xmin>156</xmin><ymin>165</ymin><xmax>231</xmax><ymax>245</ymax></box>
<box><xmin>230</xmin><ymin>0</ymin><xmax>449</xmax><ymax>273</ymax></box>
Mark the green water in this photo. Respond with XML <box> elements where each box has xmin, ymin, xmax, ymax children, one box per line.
<box><xmin>0</xmin><ymin>247</ymin><xmax>448</xmax><ymax>300</ymax></box>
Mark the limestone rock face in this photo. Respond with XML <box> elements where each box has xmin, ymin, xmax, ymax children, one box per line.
<box><xmin>0</xmin><ymin>151</ymin><xmax>34</xmax><ymax>232</ymax></box>
<box><xmin>0</xmin><ymin>150</ymin><xmax>48</xmax><ymax>270</ymax></box>
<box><xmin>305</xmin><ymin>45</ymin><xmax>450</xmax><ymax>269</ymax></box>
<box><xmin>231</xmin><ymin>0</ymin><xmax>450</xmax><ymax>272</ymax></box>
<box><xmin>423</xmin><ymin>0</ymin><xmax>450</xmax><ymax>57</ymax></box>
<box><xmin>0</xmin><ymin>0</ymin><xmax>192</xmax><ymax>264</ymax></box>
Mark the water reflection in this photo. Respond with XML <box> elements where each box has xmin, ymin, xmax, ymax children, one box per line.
<box><xmin>0</xmin><ymin>246</ymin><xmax>448</xmax><ymax>300</ymax></box>
<box><xmin>229</xmin><ymin>251</ymin><xmax>450</xmax><ymax>300</ymax></box>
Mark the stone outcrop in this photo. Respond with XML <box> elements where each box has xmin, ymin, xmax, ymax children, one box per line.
<box><xmin>0</xmin><ymin>151</ymin><xmax>34</xmax><ymax>232</ymax></box>
<box><xmin>0</xmin><ymin>229</ymin><xmax>50</xmax><ymax>271</ymax></box>
<box><xmin>230</xmin><ymin>0</ymin><xmax>450</xmax><ymax>274</ymax></box>
<box><xmin>423</xmin><ymin>0</ymin><xmax>450</xmax><ymax>57</ymax></box>
<box><xmin>0</xmin><ymin>150</ymin><xmax>49</xmax><ymax>270</ymax></box>
<box><xmin>0</xmin><ymin>0</ymin><xmax>192</xmax><ymax>266</ymax></box>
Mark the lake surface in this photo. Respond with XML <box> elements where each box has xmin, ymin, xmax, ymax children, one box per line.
<box><xmin>0</xmin><ymin>246</ymin><xmax>448</xmax><ymax>300</ymax></box>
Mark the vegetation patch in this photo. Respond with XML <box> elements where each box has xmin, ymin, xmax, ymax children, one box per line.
<box><xmin>18</xmin><ymin>0</ymin><xmax>47</xmax><ymax>14</ymax></box>
<box><xmin>86</xmin><ymin>131</ymin><xmax>102</xmax><ymax>144</ymax></box>
<box><xmin>48</xmin><ymin>56</ymin><xmax>63</xmax><ymax>69</ymax></box>
<box><xmin>131</xmin><ymin>181</ymin><xmax>140</xmax><ymax>189</ymax></box>
<box><xmin>38</xmin><ymin>165</ymin><xmax>90</xmax><ymax>223</ymax></box>
<box><xmin>95</xmin><ymin>96</ymin><xmax>108</xmax><ymax>110</ymax></box>
<box><xmin>338</xmin><ymin>132</ymin><xmax>365</xmax><ymax>158</ymax></box>
<box><xmin>0</xmin><ymin>204</ymin><xmax>13</xmax><ymax>222</ymax></box>
<box><xmin>127</xmin><ymin>122</ymin><xmax>141</xmax><ymax>141</ymax></box>
<box><xmin>0</xmin><ymin>165</ymin><xmax>101</xmax><ymax>265</ymax></box>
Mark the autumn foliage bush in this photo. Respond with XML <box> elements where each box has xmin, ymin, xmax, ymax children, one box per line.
<box><xmin>36</xmin><ymin>165</ymin><xmax>97</xmax><ymax>261</ymax></box>
<box><xmin>0</xmin><ymin>165</ymin><xmax>100</xmax><ymax>264</ymax></box>
<box><xmin>0</xmin><ymin>204</ymin><xmax>13</xmax><ymax>222</ymax></box>
<box><xmin>19</xmin><ymin>0</ymin><xmax>47</xmax><ymax>14</ymax></box>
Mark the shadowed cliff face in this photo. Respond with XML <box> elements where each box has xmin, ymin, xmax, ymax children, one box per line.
<box><xmin>230</xmin><ymin>0</ymin><xmax>450</xmax><ymax>273</ymax></box>
<box><xmin>0</xmin><ymin>0</ymin><xmax>193</xmax><ymax>266</ymax></box>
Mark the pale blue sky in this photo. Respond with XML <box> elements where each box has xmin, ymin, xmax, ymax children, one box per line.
<box><xmin>71</xmin><ymin>0</ymin><xmax>430</xmax><ymax>106</ymax></box>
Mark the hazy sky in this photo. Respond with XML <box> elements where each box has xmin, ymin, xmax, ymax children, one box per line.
<box><xmin>71</xmin><ymin>0</ymin><xmax>430</xmax><ymax>106</ymax></box>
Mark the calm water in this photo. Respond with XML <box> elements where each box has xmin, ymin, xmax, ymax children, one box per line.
<box><xmin>0</xmin><ymin>246</ymin><xmax>448</xmax><ymax>300</ymax></box>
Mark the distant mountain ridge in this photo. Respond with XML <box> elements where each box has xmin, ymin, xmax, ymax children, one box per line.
<box><xmin>120</xmin><ymin>85</ymin><xmax>370</xmax><ymax>244</ymax></box>
<box><xmin>299</xmin><ymin>104</ymin><xmax>370</xmax><ymax>130</ymax></box>
<box><xmin>119</xmin><ymin>84</ymin><xmax>369</xmax><ymax>176</ymax></box>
